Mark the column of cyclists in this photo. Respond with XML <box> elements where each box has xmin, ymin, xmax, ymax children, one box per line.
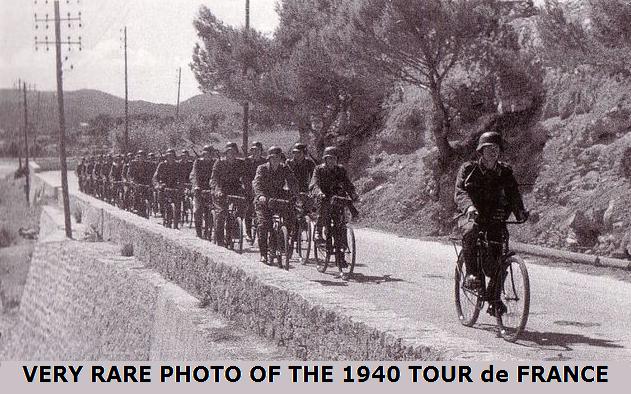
<box><xmin>74</xmin><ymin>142</ymin><xmax>361</xmax><ymax>280</ymax></box>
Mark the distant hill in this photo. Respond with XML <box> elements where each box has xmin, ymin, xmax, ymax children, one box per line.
<box><xmin>0</xmin><ymin>88</ymin><xmax>240</xmax><ymax>136</ymax></box>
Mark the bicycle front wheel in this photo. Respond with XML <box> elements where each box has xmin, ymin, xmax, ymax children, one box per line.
<box><xmin>314</xmin><ymin>224</ymin><xmax>328</xmax><ymax>273</ymax></box>
<box><xmin>454</xmin><ymin>251</ymin><xmax>483</xmax><ymax>327</ymax></box>
<box><xmin>281</xmin><ymin>225</ymin><xmax>290</xmax><ymax>270</ymax></box>
<box><xmin>496</xmin><ymin>255</ymin><xmax>530</xmax><ymax>342</ymax></box>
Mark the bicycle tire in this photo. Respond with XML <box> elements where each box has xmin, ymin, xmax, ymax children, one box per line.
<box><xmin>496</xmin><ymin>255</ymin><xmax>530</xmax><ymax>342</ymax></box>
<box><xmin>299</xmin><ymin>218</ymin><xmax>312</xmax><ymax>265</ymax></box>
<box><xmin>281</xmin><ymin>225</ymin><xmax>290</xmax><ymax>270</ymax></box>
<box><xmin>172</xmin><ymin>202</ymin><xmax>179</xmax><ymax>229</ymax></box>
<box><xmin>339</xmin><ymin>226</ymin><xmax>356</xmax><ymax>278</ymax></box>
<box><xmin>236</xmin><ymin>216</ymin><xmax>244</xmax><ymax>253</ymax></box>
<box><xmin>204</xmin><ymin>208</ymin><xmax>213</xmax><ymax>241</ymax></box>
<box><xmin>454</xmin><ymin>251</ymin><xmax>483</xmax><ymax>327</ymax></box>
<box><xmin>314</xmin><ymin>224</ymin><xmax>328</xmax><ymax>273</ymax></box>
<box><xmin>144</xmin><ymin>198</ymin><xmax>152</xmax><ymax>219</ymax></box>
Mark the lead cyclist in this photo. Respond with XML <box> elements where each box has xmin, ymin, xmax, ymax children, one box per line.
<box><xmin>454</xmin><ymin>131</ymin><xmax>529</xmax><ymax>317</ymax></box>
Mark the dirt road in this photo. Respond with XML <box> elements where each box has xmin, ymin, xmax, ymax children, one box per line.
<box><xmin>39</xmin><ymin>170</ymin><xmax>631</xmax><ymax>361</ymax></box>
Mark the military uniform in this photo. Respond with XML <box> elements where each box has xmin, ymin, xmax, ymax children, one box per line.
<box><xmin>85</xmin><ymin>158</ymin><xmax>95</xmax><ymax>194</ymax></box>
<box><xmin>253</xmin><ymin>161</ymin><xmax>298</xmax><ymax>257</ymax></box>
<box><xmin>190</xmin><ymin>156</ymin><xmax>215</xmax><ymax>237</ymax></box>
<box><xmin>178</xmin><ymin>157</ymin><xmax>194</xmax><ymax>185</ymax></box>
<box><xmin>154</xmin><ymin>159</ymin><xmax>182</xmax><ymax>227</ymax></box>
<box><xmin>454</xmin><ymin>160</ymin><xmax>526</xmax><ymax>283</ymax></box>
<box><xmin>76</xmin><ymin>159</ymin><xmax>86</xmax><ymax>192</ymax></box>
<box><xmin>243</xmin><ymin>155</ymin><xmax>268</xmax><ymax>238</ymax></box>
<box><xmin>210</xmin><ymin>158</ymin><xmax>245</xmax><ymax>246</ymax></box>
<box><xmin>287</xmin><ymin>157</ymin><xmax>316</xmax><ymax>193</ymax></box>
<box><xmin>128</xmin><ymin>158</ymin><xmax>154</xmax><ymax>215</ymax></box>
<box><xmin>309</xmin><ymin>163</ymin><xmax>357</xmax><ymax>252</ymax></box>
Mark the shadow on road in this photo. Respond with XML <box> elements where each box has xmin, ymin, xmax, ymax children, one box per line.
<box><xmin>517</xmin><ymin>329</ymin><xmax>624</xmax><ymax>351</ymax></box>
<box><xmin>351</xmin><ymin>273</ymin><xmax>405</xmax><ymax>284</ymax></box>
<box><xmin>311</xmin><ymin>279</ymin><xmax>348</xmax><ymax>287</ymax></box>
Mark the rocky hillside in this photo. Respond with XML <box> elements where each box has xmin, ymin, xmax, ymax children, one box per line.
<box><xmin>354</xmin><ymin>10</ymin><xmax>631</xmax><ymax>260</ymax></box>
<box><xmin>355</xmin><ymin>72</ymin><xmax>631</xmax><ymax>259</ymax></box>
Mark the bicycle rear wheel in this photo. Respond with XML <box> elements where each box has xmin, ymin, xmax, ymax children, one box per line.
<box><xmin>496</xmin><ymin>255</ymin><xmax>530</xmax><ymax>342</ymax></box>
<box><xmin>454</xmin><ymin>251</ymin><xmax>483</xmax><ymax>327</ymax></box>
<box><xmin>281</xmin><ymin>225</ymin><xmax>290</xmax><ymax>270</ymax></box>
<box><xmin>298</xmin><ymin>218</ymin><xmax>312</xmax><ymax>265</ymax></box>
<box><xmin>235</xmin><ymin>216</ymin><xmax>244</xmax><ymax>253</ymax></box>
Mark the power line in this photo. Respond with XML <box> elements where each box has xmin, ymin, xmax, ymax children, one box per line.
<box><xmin>33</xmin><ymin>0</ymin><xmax>83</xmax><ymax>239</ymax></box>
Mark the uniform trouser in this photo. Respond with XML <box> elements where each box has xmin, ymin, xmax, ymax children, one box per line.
<box><xmin>461</xmin><ymin>220</ymin><xmax>503</xmax><ymax>301</ymax></box>
<box><xmin>255</xmin><ymin>200</ymin><xmax>273</xmax><ymax>256</ymax></box>
<box><xmin>213</xmin><ymin>195</ymin><xmax>228</xmax><ymax>246</ymax></box>
<box><xmin>158</xmin><ymin>188</ymin><xmax>181</xmax><ymax>226</ymax></box>
<box><xmin>255</xmin><ymin>191</ymin><xmax>292</xmax><ymax>257</ymax></box>
<box><xmin>314</xmin><ymin>197</ymin><xmax>347</xmax><ymax>253</ymax></box>
<box><xmin>244</xmin><ymin>192</ymin><xmax>255</xmax><ymax>238</ymax></box>
<box><xmin>133</xmin><ymin>185</ymin><xmax>152</xmax><ymax>215</ymax></box>
<box><xmin>193</xmin><ymin>191</ymin><xmax>211</xmax><ymax>237</ymax></box>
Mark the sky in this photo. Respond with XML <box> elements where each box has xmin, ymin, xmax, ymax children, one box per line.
<box><xmin>0</xmin><ymin>0</ymin><xmax>280</xmax><ymax>104</ymax></box>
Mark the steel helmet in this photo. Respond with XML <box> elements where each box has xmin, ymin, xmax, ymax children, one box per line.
<box><xmin>322</xmin><ymin>146</ymin><xmax>339</xmax><ymax>159</ymax></box>
<box><xmin>250</xmin><ymin>141</ymin><xmax>263</xmax><ymax>150</ymax></box>
<box><xmin>225</xmin><ymin>142</ymin><xmax>238</xmax><ymax>152</ymax></box>
<box><xmin>267</xmin><ymin>146</ymin><xmax>282</xmax><ymax>156</ymax></box>
<box><xmin>202</xmin><ymin>144</ymin><xmax>213</xmax><ymax>153</ymax></box>
<box><xmin>476</xmin><ymin>132</ymin><xmax>503</xmax><ymax>152</ymax></box>
<box><xmin>292</xmin><ymin>142</ymin><xmax>307</xmax><ymax>153</ymax></box>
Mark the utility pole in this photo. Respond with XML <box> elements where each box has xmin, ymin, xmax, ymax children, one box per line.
<box><xmin>175</xmin><ymin>67</ymin><xmax>181</xmax><ymax>119</ymax></box>
<box><xmin>124</xmin><ymin>26</ymin><xmax>129</xmax><ymax>154</ymax></box>
<box><xmin>23</xmin><ymin>82</ymin><xmax>30</xmax><ymax>206</ymax></box>
<box><xmin>17</xmin><ymin>78</ymin><xmax>23</xmax><ymax>169</ymax></box>
<box><xmin>35</xmin><ymin>0</ymin><xmax>82</xmax><ymax>239</ymax></box>
<box><xmin>241</xmin><ymin>0</ymin><xmax>250</xmax><ymax>156</ymax></box>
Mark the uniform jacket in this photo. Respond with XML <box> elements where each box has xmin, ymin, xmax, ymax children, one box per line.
<box><xmin>189</xmin><ymin>157</ymin><xmax>215</xmax><ymax>190</ymax></box>
<box><xmin>93</xmin><ymin>161</ymin><xmax>102</xmax><ymax>178</ymax></box>
<box><xmin>100</xmin><ymin>161</ymin><xmax>112</xmax><ymax>179</ymax></box>
<box><xmin>287</xmin><ymin>157</ymin><xmax>316</xmax><ymax>193</ymax></box>
<box><xmin>86</xmin><ymin>162</ymin><xmax>95</xmax><ymax>178</ymax></box>
<box><xmin>210</xmin><ymin>158</ymin><xmax>245</xmax><ymax>196</ymax></box>
<box><xmin>109</xmin><ymin>163</ymin><xmax>124</xmax><ymax>182</ymax></box>
<box><xmin>76</xmin><ymin>161</ymin><xmax>85</xmax><ymax>177</ymax></box>
<box><xmin>243</xmin><ymin>156</ymin><xmax>267</xmax><ymax>194</ymax></box>
<box><xmin>128</xmin><ymin>159</ymin><xmax>153</xmax><ymax>185</ymax></box>
<box><xmin>178</xmin><ymin>159</ymin><xmax>194</xmax><ymax>184</ymax></box>
<box><xmin>309</xmin><ymin>163</ymin><xmax>356</xmax><ymax>198</ymax></box>
<box><xmin>253</xmin><ymin>162</ymin><xmax>298</xmax><ymax>200</ymax></box>
<box><xmin>454</xmin><ymin>160</ymin><xmax>525</xmax><ymax>219</ymax></box>
<box><xmin>153</xmin><ymin>161</ymin><xmax>181</xmax><ymax>188</ymax></box>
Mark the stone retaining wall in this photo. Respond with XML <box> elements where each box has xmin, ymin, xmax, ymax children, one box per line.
<box><xmin>1</xmin><ymin>206</ymin><xmax>287</xmax><ymax>360</ymax></box>
<box><xmin>51</xmin><ymin>178</ymin><xmax>501</xmax><ymax>360</ymax></box>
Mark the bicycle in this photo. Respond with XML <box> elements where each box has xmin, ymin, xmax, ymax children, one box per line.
<box><xmin>292</xmin><ymin>192</ymin><xmax>313</xmax><ymax>265</ymax></box>
<box><xmin>313</xmin><ymin>194</ymin><xmax>357</xmax><ymax>280</ymax></box>
<box><xmin>452</xmin><ymin>213</ymin><xmax>530</xmax><ymax>342</ymax></box>
<box><xmin>161</xmin><ymin>187</ymin><xmax>182</xmax><ymax>229</ymax></box>
<box><xmin>111</xmin><ymin>180</ymin><xmax>126</xmax><ymax>209</ymax></box>
<box><xmin>224</xmin><ymin>194</ymin><xmax>246</xmax><ymax>253</ymax></box>
<box><xmin>266</xmin><ymin>198</ymin><xmax>293</xmax><ymax>270</ymax></box>
<box><xmin>196</xmin><ymin>189</ymin><xmax>214</xmax><ymax>241</ymax></box>
<box><xmin>131</xmin><ymin>183</ymin><xmax>153</xmax><ymax>219</ymax></box>
<box><xmin>181</xmin><ymin>183</ymin><xmax>194</xmax><ymax>229</ymax></box>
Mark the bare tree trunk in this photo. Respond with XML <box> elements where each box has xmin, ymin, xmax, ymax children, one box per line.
<box><xmin>430</xmin><ymin>90</ymin><xmax>453</xmax><ymax>165</ymax></box>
